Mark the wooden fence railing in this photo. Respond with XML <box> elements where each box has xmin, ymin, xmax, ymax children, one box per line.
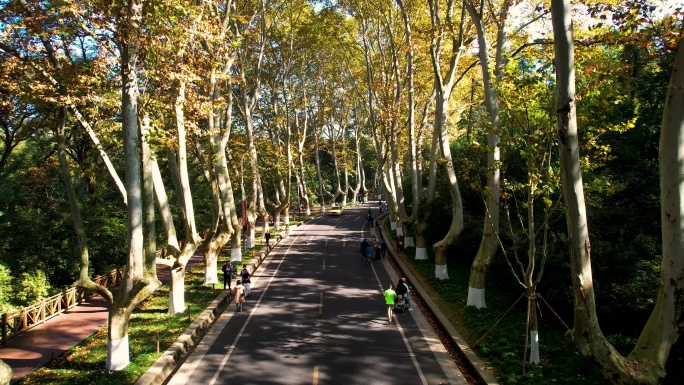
<box><xmin>1</xmin><ymin>265</ymin><xmax>126</xmax><ymax>345</ymax></box>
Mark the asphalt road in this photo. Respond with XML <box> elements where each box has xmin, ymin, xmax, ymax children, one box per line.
<box><xmin>166</xmin><ymin>204</ymin><xmax>466</xmax><ymax>385</ymax></box>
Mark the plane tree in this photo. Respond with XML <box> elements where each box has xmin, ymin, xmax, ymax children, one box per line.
<box><xmin>551</xmin><ymin>0</ymin><xmax>683</xmax><ymax>381</ymax></box>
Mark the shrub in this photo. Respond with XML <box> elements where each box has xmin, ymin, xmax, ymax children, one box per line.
<box><xmin>13</xmin><ymin>270</ymin><xmax>51</xmax><ymax>306</ymax></box>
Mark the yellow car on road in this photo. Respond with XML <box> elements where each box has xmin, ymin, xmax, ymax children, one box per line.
<box><xmin>329</xmin><ymin>206</ymin><xmax>344</xmax><ymax>215</ymax></box>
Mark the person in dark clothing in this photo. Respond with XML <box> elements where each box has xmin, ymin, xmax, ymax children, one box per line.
<box><xmin>241</xmin><ymin>265</ymin><xmax>252</xmax><ymax>297</ymax></box>
<box><xmin>360</xmin><ymin>238</ymin><xmax>369</xmax><ymax>255</ymax></box>
<box><xmin>265</xmin><ymin>231</ymin><xmax>271</xmax><ymax>247</ymax></box>
<box><xmin>395</xmin><ymin>277</ymin><xmax>413</xmax><ymax>310</ymax></box>
<box><xmin>375</xmin><ymin>242</ymin><xmax>382</xmax><ymax>262</ymax></box>
<box><xmin>380</xmin><ymin>240</ymin><xmax>387</xmax><ymax>258</ymax></box>
<box><xmin>222</xmin><ymin>261</ymin><xmax>233</xmax><ymax>290</ymax></box>
<box><xmin>363</xmin><ymin>245</ymin><xmax>373</xmax><ymax>266</ymax></box>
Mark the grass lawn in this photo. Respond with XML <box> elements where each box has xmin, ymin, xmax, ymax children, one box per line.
<box><xmin>17</xmin><ymin>249</ymin><xmax>260</xmax><ymax>385</ymax></box>
<box><xmin>394</xmin><ymin>242</ymin><xmax>610</xmax><ymax>385</ymax></box>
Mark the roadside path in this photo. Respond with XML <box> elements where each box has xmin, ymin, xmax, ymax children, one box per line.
<box><xmin>0</xmin><ymin>252</ymin><xmax>205</xmax><ymax>383</ymax></box>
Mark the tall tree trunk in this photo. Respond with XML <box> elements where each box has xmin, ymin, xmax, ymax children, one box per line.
<box><xmin>151</xmin><ymin>157</ymin><xmax>180</xmax><ymax>256</ymax></box>
<box><xmin>343</xmin><ymin>169</ymin><xmax>349</xmax><ymax>206</ymax></box>
<box><xmin>176</xmin><ymin>80</ymin><xmax>199</xmax><ymax>244</ymax></box>
<box><xmin>256</xmin><ymin>172</ymin><xmax>269</xmax><ymax>238</ymax></box>
<box><xmin>314</xmin><ymin>129</ymin><xmax>326</xmax><ymax>212</ymax></box>
<box><xmin>295</xmin><ymin>111</ymin><xmax>311</xmax><ymax>215</ymax></box>
<box><xmin>165</xmin><ymin>79</ymin><xmax>201</xmax><ymax>313</ymax></box>
<box><xmin>57</xmin><ymin>106</ymin><xmax>111</xmax><ymax>298</ymax></box>
<box><xmin>630</xmin><ymin>38</ymin><xmax>684</xmax><ymax>380</ymax></box>
<box><xmin>196</xmin><ymin>139</ymin><xmax>224</xmax><ymax>286</ymax></box>
<box><xmin>432</xmin><ymin>96</ymin><xmax>464</xmax><ymax>279</ymax></box>
<box><xmin>350</xmin><ymin>125</ymin><xmax>362</xmax><ymax>204</ymax></box>
<box><xmin>214</xmin><ymin>80</ymin><xmax>242</xmax><ymax>263</ymax></box>
<box><xmin>552</xmin><ymin>0</ymin><xmax>611</xmax><ymax>365</ymax></box>
<box><xmin>360</xmin><ymin>156</ymin><xmax>368</xmax><ymax>203</ymax></box>
<box><xmin>465</xmin><ymin>1</ymin><xmax>505</xmax><ymax>308</ymax></box>
<box><xmin>416</xmin><ymin>122</ymin><xmax>440</xmax><ymax>261</ymax></box>
<box><xmin>141</xmin><ymin>113</ymin><xmax>158</xmax><ymax>283</ymax></box>
<box><xmin>245</xmin><ymin>104</ymin><xmax>259</xmax><ymax>247</ymax></box>
<box><xmin>284</xmin><ymin>117</ymin><xmax>292</xmax><ymax>226</ymax></box>
<box><xmin>426</xmin><ymin>0</ymin><xmax>467</xmax><ymax>279</ymax></box>
<box><xmin>108</xmin><ymin>3</ymin><xmax>159</xmax><ymax>368</ymax></box>
<box><xmin>398</xmin><ymin>0</ymin><xmax>419</xmax><ymax>247</ymax></box>
<box><xmin>331</xmin><ymin>125</ymin><xmax>344</xmax><ymax>205</ymax></box>
<box><xmin>150</xmin><ymin>157</ymin><xmax>186</xmax><ymax>313</ymax></box>
<box><xmin>274</xmin><ymin>180</ymin><xmax>288</xmax><ymax>230</ymax></box>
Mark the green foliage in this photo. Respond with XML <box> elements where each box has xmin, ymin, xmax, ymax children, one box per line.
<box><xmin>0</xmin><ymin>263</ymin><xmax>13</xmax><ymax>313</ymax></box>
<box><xmin>13</xmin><ymin>270</ymin><xmax>51</xmax><ymax>305</ymax></box>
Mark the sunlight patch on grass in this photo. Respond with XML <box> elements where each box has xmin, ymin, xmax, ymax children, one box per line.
<box><xmin>19</xmin><ymin>255</ymin><xmax>229</xmax><ymax>385</ymax></box>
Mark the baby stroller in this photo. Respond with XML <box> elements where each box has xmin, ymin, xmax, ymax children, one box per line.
<box><xmin>395</xmin><ymin>295</ymin><xmax>408</xmax><ymax>313</ymax></box>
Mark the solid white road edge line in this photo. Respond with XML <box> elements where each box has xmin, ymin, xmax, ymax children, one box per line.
<box><xmin>370</xmin><ymin>239</ymin><xmax>428</xmax><ymax>385</ymax></box>
<box><xmin>206</xmin><ymin>221</ymin><xmax>317</xmax><ymax>385</ymax></box>
<box><xmin>167</xmin><ymin>216</ymin><xmax>323</xmax><ymax>385</ymax></box>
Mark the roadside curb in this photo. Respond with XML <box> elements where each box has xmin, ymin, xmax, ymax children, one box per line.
<box><xmin>135</xmin><ymin>242</ymin><xmax>276</xmax><ymax>385</ymax></box>
<box><xmin>135</xmin><ymin>214</ymin><xmax>325</xmax><ymax>385</ymax></box>
<box><xmin>379</xmin><ymin>216</ymin><xmax>500</xmax><ymax>385</ymax></box>
<box><xmin>134</xmin><ymin>288</ymin><xmax>232</xmax><ymax>385</ymax></box>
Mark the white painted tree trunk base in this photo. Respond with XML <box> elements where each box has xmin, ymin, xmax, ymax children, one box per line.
<box><xmin>396</xmin><ymin>226</ymin><xmax>403</xmax><ymax>236</ymax></box>
<box><xmin>204</xmin><ymin>259</ymin><xmax>218</xmax><ymax>285</ymax></box>
<box><xmin>404</xmin><ymin>236</ymin><xmax>414</xmax><ymax>247</ymax></box>
<box><xmin>466</xmin><ymin>287</ymin><xmax>486</xmax><ymax>308</ymax></box>
<box><xmin>168</xmin><ymin>275</ymin><xmax>185</xmax><ymax>314</ymax></box>
<box><xmin>320</xmin><ymin>206</ymin><xmax>326</xmax><ymax>213</ymax></box>
<box><xmin>530</xmin><ymin>331</ymin><xmax>540</xmax><ymax>364</ymax></box>
<box><xmin>246</xmin><ymin>235</ymin><xmax>255</xmax><ymax>249</ymax></box>
<box><xmin>435</xmin><ymin>264</ymin><xmax>449</xmax><ymax>280</ymax></box>
<box><xmin>306</xmin><ymin>208</ymin><xmax>311</xmax><ymax>215</ymax></box>
<box><xmin>415</xmin><ymin>247</ymin><xmax>428</xmax><ymax>260</ymax></box>
<box><xmin>390</xmin><ymin>222</ymin><xmax>397</xmax><ymax>230</ymax></box>
<box><xmin>106</xmin><ymin>335</ymin><xmax>130</xmax><ymax>371</ymax></box>
<box><xmin>230</xmin><ymin>247</ymin><xmax>242</xmax><ymax>262</ymax></box>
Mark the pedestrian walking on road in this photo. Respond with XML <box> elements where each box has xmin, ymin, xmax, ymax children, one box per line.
<box><xmin>380</xmin><ymin>239</ymin><xmax>387</xmax><ymax>258</ymax></box>
<box><xmin>383</xmin><ymin>284</ymin><xmax>397</xmax><ymax>324</ymax></box>
<box><xmin>363</xmin><ymin>245</ymin><xmax>373</xmax><ymax>267</ymax></box>
<box><xmin>360</xmin><ymin>237</ymin><xmax>369</xmax><ymax>255</ymax></box>
<box><xmin>396</xmin><ymin>234</ymin><xmax>404</xmax><ymax>251</ymax></box>
<box><xmin>395</xmin><ymin>277</ymin><xmax>413</xmax><ymax>310</ymax></box>
<box><xmin>222</xmin><ymin>261</ymin><xmax>233</xmax><ymax>290</ymax></box>
<box><xmin>265</xmin><ymin>231</ymin><xmax>271</xmax><ymax>248</ymax></box>
<box><xmin>374</xmin><ymin>242</ymin><xmax>382</xmax><ymax>262</ymax></box>
<box><xmin>241</xmin><ymin>265</ymin><xmax>252</xmax><ymax>297</ymax></box>
<box><xmin>234</xmin><ymin>280</ymin><xmax>246</xmax><ymax>312</ymax></box>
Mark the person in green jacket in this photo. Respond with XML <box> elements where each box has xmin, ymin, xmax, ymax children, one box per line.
<box><xmin>383</xmin><ymin>283</ymin><xmax>397</xmax><ymax>324</ymax></box>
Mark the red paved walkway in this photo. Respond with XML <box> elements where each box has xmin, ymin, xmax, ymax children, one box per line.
<box><xmin>0</xmin><ymin>252</ymin><xmax>205</xmax><ymax>383</ymax></box>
